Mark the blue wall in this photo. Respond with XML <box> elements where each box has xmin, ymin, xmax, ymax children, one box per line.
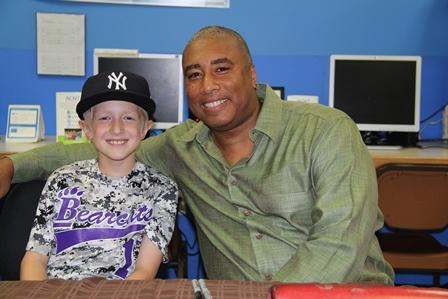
<box><xmin>1</xmin><ymin>0</ymin><xmax>448</xmax><ymax>138</ymax></box>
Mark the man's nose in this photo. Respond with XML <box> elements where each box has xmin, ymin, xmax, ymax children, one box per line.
<box><xmin>201</xmin><ymin>74</ymin><xmax>219</xmax><ymax>94</ymax></box>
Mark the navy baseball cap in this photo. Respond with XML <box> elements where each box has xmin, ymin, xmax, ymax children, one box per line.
<box><xmin>76</xmin><ymin>71</ymin><xmax>156</xmax><ymax>120</ymax></box>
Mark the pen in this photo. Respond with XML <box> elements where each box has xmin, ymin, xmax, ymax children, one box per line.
<box><xmin>192</xmin><ymin>279</ymin><xmax>203</xmax><ymax>299</ymax></box>
<box><xmin>199</xmin><ymin>279</ymin><xmax>212</xmax><ymax>299</ymax></box>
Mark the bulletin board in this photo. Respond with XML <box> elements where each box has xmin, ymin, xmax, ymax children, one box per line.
<box><xmin>36</xmin><ymin>12</ymin><xmax>85</xmax><ymax>76</ymax></box>
<box><xmin>60</xmin><ymin>0</ymin><xmax>229</xmax><ymax>8</ymax></box>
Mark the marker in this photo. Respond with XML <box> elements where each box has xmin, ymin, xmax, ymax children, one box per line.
<box><xmin>192</xmin><ymin>279</ymin><xmax>203</xmax><ymax>299</ymax></box>
<box><xmin>199</xmin><ymin>279</ymin><xmax>212</xmax><ymax>299</ymax></box>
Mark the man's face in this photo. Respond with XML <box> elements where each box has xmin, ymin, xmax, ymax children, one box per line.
<box><xmin>183</xmin><ymin>36</ymin><xmax>258</xmax><ymax>132</ymax></box>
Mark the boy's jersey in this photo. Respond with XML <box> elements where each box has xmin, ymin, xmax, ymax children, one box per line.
<box><xmin>26</xmin><ymin>159</ymin><xmax>178</xmax><ymax>280</ymax></box>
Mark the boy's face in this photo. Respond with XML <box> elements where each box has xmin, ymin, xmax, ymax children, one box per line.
<box><xmin>79</xmin><ymin>100</ymin><xmax>151</xmax><ymax>174</ymax></box>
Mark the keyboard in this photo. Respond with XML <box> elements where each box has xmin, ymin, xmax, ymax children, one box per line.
<box><xmin>417</xmin><ymin>139</ymin><xmax>448</xmax><ymax>149</ymax></box>
<box><xmin>367</xmin><ymin>145</ymin><xmax>403</xmax><ymax>150</ymax></box>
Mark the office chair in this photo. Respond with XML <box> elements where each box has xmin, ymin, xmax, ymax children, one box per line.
<box><xmin>0</xmin><ymin>180</ymin><xmax>42</xmax><ymax>280</ymax></box>
<box><xmin>158</xmin><ymin>210</ymin><xmax>206</xmax><ymax>279</ymax></box>
<box><xmin>176</xmin><ymin>210</ymin><xmax>206</xmax><ymax>279</ymax></box>
<box><xmin>0</xmin><ymin>180</ymin><xmax>204</xmax><ymax>280</ymax></box>
<box><xmin>376</xmin><ymin>163</ymin><xmax>448</xmax><ymax>287</ymax></box>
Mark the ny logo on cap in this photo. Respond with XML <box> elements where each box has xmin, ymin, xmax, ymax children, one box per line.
<box><xmin>107</xmin><ymin>72</ymin><xmax>127</xmax><ymax>90</ymax></box>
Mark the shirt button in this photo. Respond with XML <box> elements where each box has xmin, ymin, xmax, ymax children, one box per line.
<box><xmin>265</xmin><ymin>274</ymin><xmax>273</xmax><ymax>281</ymax></box>
<box><xmin>243</xmin><ymin>210</ymin><xmax>252</xmax><ymax>217</ymax></box>
<box><xmin>255</xmin><ymin>232</ymin><xmax>263</xmax><ymax>240</ymax></box>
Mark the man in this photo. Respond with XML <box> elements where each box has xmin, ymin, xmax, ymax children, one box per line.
<box><xmin>0</xmin><ymin>26</ymin><xmax>394</xmax><ymax>283</ymax></box>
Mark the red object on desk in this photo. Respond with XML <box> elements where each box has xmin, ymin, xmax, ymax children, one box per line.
<box><xmin>270</xmin><ymin>284</ymin><xmax>448</xmax><ymax>299</ymax></box>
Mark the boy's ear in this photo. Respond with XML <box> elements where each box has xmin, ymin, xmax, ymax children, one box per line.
<box><xmin>79</xmin><ymin>120</ymin><xmax>93</xmax><ymax>140</ymax></box>
<box><xmin>142</xmin><ymin>120</ymin><xmax>153</xmax><ymax>138</ymax></box>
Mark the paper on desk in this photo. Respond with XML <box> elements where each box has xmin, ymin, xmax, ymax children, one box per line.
<box><xmin>6</xmin><ymin>105</ymin><xmax>45</xmax><ymax>143</ymax></box>
<box><xmin>56</xmin><ymin>92</ymin><xmax>88</xmax><ymax>144</ymax></box>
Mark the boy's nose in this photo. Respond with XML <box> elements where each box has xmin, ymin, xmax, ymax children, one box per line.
<box><xmin>111</xmin><ymin>119</ymin><xmax>124</xmax><ymax>133</ymax></box>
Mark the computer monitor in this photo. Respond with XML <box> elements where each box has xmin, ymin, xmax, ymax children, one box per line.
<box><xmin>94</xmin><ymin>52</ymin><xmax>184</xmax><ymax>129</ymax></box>
<box><xmin>329</xmin><ymin>55</ymin><xmax>421</xmax><ymax>133</ymax></box>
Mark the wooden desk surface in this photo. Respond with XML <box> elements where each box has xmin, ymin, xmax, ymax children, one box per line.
<box><xmin>1</xmin><ymin>279</ymin><xmax>446</xmax><ymax>299</ymax></box>
<box><xmin>0</xmin><ymin>279</ymin><xmax>275</xmax><ymax>299</ymax></box>
<box><xmin>369</xmin><ymin>147</ymin><xmax>448</xmax><ymax>168</ymax></box>
<box><xmin>0</xmin><ymin>136</ymin><xmax>56</xmax><ymax>158</ymax></box>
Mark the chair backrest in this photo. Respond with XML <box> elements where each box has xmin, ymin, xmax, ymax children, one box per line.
<box><xmin>376</xmin><ymin>163</ymin><xmax>448</xmax><ymax>230</ymax></box>
<box><xmin>0</xmin><ymin>180</ymin><xmax>44</xmax><ymax>280</ymax></box>
<box><xmin>176</xmin><ymin>211</ymin><xmax>206</xmax><ymax>279</ymax></box>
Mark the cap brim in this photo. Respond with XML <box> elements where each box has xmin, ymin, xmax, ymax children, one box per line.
<box><xmin>76</xmin><ymin>90</ymin><xmax>155</xmax><ymax>120</ymax></box>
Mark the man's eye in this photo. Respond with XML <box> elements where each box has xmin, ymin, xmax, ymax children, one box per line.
<box><xmin>216</xmin><ymin>67</ymin><xmax>229</xmax><ymax>73</ymax></box>
<box><xmin>124</xmin><ymin>116</ymin><xmax>136</xmax><ymax>121</ymax></box>
<box><xmin>187</xmin><ymin>72</ymin><xmax>201</xmax><ymax>80</ymax></box>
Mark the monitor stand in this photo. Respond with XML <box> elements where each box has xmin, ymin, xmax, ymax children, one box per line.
<box><xmin>360</xmin><ymin>131</ymin><xmax>418</xmax><ymax>148</ymax></box>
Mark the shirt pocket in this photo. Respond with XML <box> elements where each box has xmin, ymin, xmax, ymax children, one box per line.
<box><xmin>257</xmin><ymin>189</ymin><xmax>313</xmax><ymax>219</ymax></box>
<box><xmin>254</xmin><ymin>170</ymin><xmax>314</xmax><ymax>227</ymax></box>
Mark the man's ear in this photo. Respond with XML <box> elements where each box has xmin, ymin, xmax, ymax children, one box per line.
<box><xmin>250</xmin><ymin>64</ymin><xmax>257</xmax><ymax>89</ymax></box>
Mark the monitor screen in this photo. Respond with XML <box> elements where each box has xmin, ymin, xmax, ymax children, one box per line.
<box><xmin>329</xmin><ymin>55</ymin><xmax>421</xmax><ymax>132</ymax></box>
<box><xmin>94</xmin><ymin>53</ymin><xmax>184</xmax><ymax>129</ymax></box>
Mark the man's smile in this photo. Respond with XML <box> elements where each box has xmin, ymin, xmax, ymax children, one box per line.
<box><xmin>202</xmin><ymin>98</ymin><xmax>228</xmax><ymax>109</ymax></box>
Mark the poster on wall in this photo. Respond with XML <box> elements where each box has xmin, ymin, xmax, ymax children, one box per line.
<box><xmin>36</xmin><ymin>12</ymin><xmax>85</xmax><ymax>76</ymax></box>
<box><xmin>59</xmin><ymin>0</ymin><xmax>229</xmax><ymax>8</ymax></box>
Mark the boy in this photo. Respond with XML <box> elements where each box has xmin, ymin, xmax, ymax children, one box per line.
<box><xmin>20</xmin><ymin>71</ymin><xmax>178</xmax><ymax>280</ymax></box>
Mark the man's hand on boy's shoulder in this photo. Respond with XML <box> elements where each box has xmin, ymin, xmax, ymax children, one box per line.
<box><xmin>0</xmin><ymin>157</ymin><xmax>14</xmax><ymax>198</ymax></box>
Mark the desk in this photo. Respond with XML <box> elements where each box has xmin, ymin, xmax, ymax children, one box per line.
<box><xmin>0</xmin><ymin>279</ymin><xmax>275</xmax><ymax>299</ymax></box>
<box><xmin>0</xmin><ymin>136</ymin><xmax>56</xmax><ymax>158</ymax></box>
<box><xmin>369</xmin><ymin>147</ymin><xmax>448</xmax><ymax>168</ymax></box>
<box><xmin>1</xmin><ymin>280</ymin><xmax>447</xmax><ymax>299</ymax></box>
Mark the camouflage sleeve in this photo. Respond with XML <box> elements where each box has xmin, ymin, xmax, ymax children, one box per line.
<box><xmin>25</xmin><ymin>172</ymin><xmax>60</xmax><ymax>256</ymax></box>
<box><xmin>144</xmin><ymin>176</ymin><xmax>178</xmax><ymax>263</ymax></box>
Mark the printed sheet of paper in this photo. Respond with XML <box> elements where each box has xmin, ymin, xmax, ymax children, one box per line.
<box><xmin>56</xmin><ymin>92</ymin><xmax>88</xmax><ymax>144</ymax></box>
<box><xmin>6</xmin><ymin>105</ymin><xmax>45</xmax><ymax>143</ymax></box>
<box><xmin>37</xmin><ymin>12</ymin><xmax>85</xmax><ymax>76</ymax></box>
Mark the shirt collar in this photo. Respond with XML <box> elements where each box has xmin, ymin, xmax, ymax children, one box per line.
<box><xmin>178</xmin><ymin>119</ymin><xmax>207</xmax><ymax>143</ymax></box>
<box><xmin>179</xmin><ymin>83</ymin><xmax>283</xmax><ymax>144</ymax></box>
<box><xmin>252</xmin><ymin>83</ymin><xmax>283</xmax><ymax>144</ymax></box>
